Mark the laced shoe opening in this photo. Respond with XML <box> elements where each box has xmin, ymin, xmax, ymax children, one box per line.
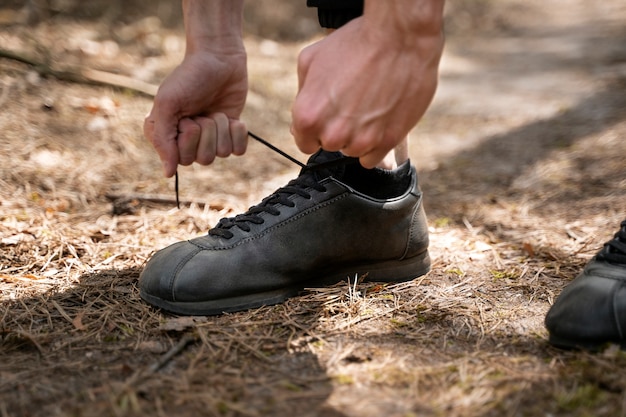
<box><xmin>188</xmin><ymin>131</ymin><xmax>411</xmax><ymax>239</ymax></box>
<box><xmin>208</xmin><ymin>157</ymin><xmax>346</xmax><ymax>239</ymax></box>
<box><xmin>596</xmin><ymin>220</ymin><xmax>626</xmax><ymax>265</ymax></box>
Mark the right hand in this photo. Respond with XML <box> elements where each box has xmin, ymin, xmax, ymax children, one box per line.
<box><xmin>144</xmin><ymin>49</ymin><xmax>248</xmax><ymax>177</ymax></box>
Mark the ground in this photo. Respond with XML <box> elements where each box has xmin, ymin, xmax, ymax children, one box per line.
<box><xmin>1</xmin><ymin>0</ymin><xmax>626</xmax><ymax>416</ymax></box>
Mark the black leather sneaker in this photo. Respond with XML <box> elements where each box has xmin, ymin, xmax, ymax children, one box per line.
<box><xmin>545</xmin><ymin>219</ymin><xmax>626</xmax><ymax>350</ymax></box>
<box><xmin>139</xmin><ymin>150</ymin><xmax>430</xmax><ymax>315</ymax></box>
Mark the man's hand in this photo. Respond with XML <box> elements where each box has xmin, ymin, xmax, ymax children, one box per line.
<box><xmin>144</xmin><ymin>0</ymin><xmax>248</xmax><ymax>178</ymax></box>
<box><xmin>144</xmin><ymin>50</ymin><xmax>248</xmax><ymax>177</ymax></box>
<box><xmin>291</xmin><ymin>1</ymin><xmax>445</xmax><ymax>168</ymax></box>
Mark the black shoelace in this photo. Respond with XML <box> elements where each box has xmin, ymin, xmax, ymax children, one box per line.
<box><xmin>596</xmin><ymin>220</ymin><xmax>626</xmax><ymax>265</ymax></box>
<box><xmin>174</xmin><ymin>131</ymin><xmax>304</xmax><ymax>209</ymax></box>
<box><xmin>175</xmin><ymin>131</ymin><xmax>357</xmax><ymax>239</ymax></box>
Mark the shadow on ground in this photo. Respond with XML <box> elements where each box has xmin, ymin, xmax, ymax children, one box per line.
<box><xmin>5</xmin><ymin>266</ymin><xmax>626</xmax><ymax>416</ymax></box>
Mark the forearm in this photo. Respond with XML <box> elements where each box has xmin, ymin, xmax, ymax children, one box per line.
<box><xmin>363</xmin><ymin>0</ymin><xmax>445</xmax><ymax>47</ymax></box>
<box><xmin>182</xmin><ymin>0</ymin><xmax>245</xmax><ymax>55</ymax></box>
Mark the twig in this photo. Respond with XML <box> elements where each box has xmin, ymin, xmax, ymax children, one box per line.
<box><xmin>0</xmin><ymin>48</ymin><xmax>158</xmax><ymax>97</ymax></box>
<box><xmin>0</xmin><ymin>48</ymin><xmax>37</xmax><ymax>67</ymax></box>
<box><xmin>146</xmin><ymin>335</ymin><xmax>196</xmax><ymax>374</ymax></box>
<box><xmin>105</xmin><ymin>193</ymin><xmax>189</xmax><ymax>206</ymax></box>
<box><xmin>50</xmin><ymin>299</ymin><xmax>74</xmax><ymax>326</ymax></box>
<box><xmin>105</xmin><ymin>192</ymin><xmax>228</xmax><ymax>211</ymax></box>
<box><xmin>212</xmin><ymin>328</ymin><xmax>275</xmax><ymax>363</ymax></box>
<box><xmin>12</xmin><ymin>330</ymin><xmax>45</xmax><ymax>356</ymax></box>
<box><xmin>121</xmin><ymin>334</ymin><xmax>196</xmax><ymax>389</ymax></box>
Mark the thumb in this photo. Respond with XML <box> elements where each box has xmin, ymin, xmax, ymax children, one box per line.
<box><xmin>144</xmin><ymin>108</ymin><xmax>180</xmax><ymax>178</ymax></box>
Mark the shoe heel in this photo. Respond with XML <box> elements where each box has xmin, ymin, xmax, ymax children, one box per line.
<box><xmin>361</xmin><ymin>250</ymin><xmax>431</xmax><ymax>283</ymax></box>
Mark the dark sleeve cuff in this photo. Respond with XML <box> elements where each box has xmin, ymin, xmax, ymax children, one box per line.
<box><xmin>307</xmin><ymin>0</ymin><xmax>364</xmax><ymax>29</ymax></box>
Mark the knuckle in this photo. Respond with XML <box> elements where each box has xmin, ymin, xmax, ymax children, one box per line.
<box><xmin>194</xmin><ymin>117</ymin><xmax>215</xmax><ymax>129</ymax></box>
<box><xmin>292</xmin><ymin>109</ymin><xmax>318</xmax><ymax>135</ymax></box>
<box><xmin>215</xmin><ymin>140</ymin><xmax>233</xmax><ymax>158</ymax></box>
<box><xmin>232</xmin><ymin>139</ymin><xmax>247</xmax><ymax>156</ymax></box>
<box><xmin>320</xmin><ymin>124</ymin><xmax>350</xmax><ymax>152</ymax></box>
<box><xmin>297</xmin><ymin>46</ymin><xmax>313</xmax><ymax>68</ymax></box>
<box><xmin>320</xmin><ymin>136</ymin><xmax>343</xmax><ymax>152</ymax></box>
<box><xmin>178</xmin><ymin>154</ymin><xmax>195</xmax><ymax>166</ymax></box>
<box><xmin>197</xmin><ymin>153</ymin><xmax>216</xmax><ymax>165</ymax></box>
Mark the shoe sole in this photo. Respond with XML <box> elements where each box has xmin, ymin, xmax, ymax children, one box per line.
<box><xmin>140</xmin><ymin>250</ymin><xmax>431</xmax><ymax>316</ymax></box>
<box><xmin>548</xmin><ymin>334</ymin><xmax>626</xmax><ymax>351</ymax></box>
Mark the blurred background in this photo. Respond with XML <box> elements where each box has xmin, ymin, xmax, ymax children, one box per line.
<box><xmin>0</xmin><ymin>0</ymin><xmax>624</xmax><ymax>209</ymax></box>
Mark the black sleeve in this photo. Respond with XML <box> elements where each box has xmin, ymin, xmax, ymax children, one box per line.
<box><xmin>307</xmin><ymin>0</ymin><xmax>364</xmax><ymax>28</ymax></box>
<box><xmin>307</xmin><ymin>0</ymin><xmax>363</xmax><ymax>9</ymax></box>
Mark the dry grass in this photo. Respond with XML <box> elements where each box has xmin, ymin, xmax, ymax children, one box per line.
<box><xmin>2</xmin><ymin>0</ymin><xmax>626</xmax><ymax>416</ymax></box>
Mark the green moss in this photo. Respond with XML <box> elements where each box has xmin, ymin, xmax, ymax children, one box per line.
<box><xmin>446</xmin><ymin>268</ymin><xmax>465</xmax><ymax>276</ymax></box>
<box><xmin>557</xmin><ymin>383</ymin><xmax>605</xmax><ymax>411</ymax></box>
<box><xmin>433</xmin><ymin>217</ymin><xmax>452</xmax><ymax>228</ymax></box>
<box><xmin>334</xmin><ymin>374</ymin><xmax>355</xmax><ymax>385</ymax></box>
<box><xmin>490</xmin><ymin>269</ymin><xmax>518</xmax><ymax>280</ymax></box>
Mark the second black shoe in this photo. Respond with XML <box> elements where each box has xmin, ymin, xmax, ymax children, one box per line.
<box><xmin>545</xmin><ymin>219</ymin><xmax>626</xmax><ymax>350</ymax></box>
<box><xmin>139</xmin><ymin>150</ymin><xmax>431</xmax><ymax>315</ymax></box>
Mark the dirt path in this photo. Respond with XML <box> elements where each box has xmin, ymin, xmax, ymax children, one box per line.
<box><xmin>1</xmin><ymin>1</ymin><xmax>625</xmax><ymax>416</ymax></box>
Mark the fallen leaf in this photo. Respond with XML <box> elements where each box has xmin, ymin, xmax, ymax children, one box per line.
<box><xmin>72</xmin><ymin>311</ymin><xmax>86</xmax><ymax>331</ymax></box>
<box><xmin>23</xmin><ymin>274</ymin><xmax>41</xmax><ymax>280</ymax></box>
<box><xmin>522</xmin><ymin>242</ymin><xmax>535</xmax><ymax>257</ymax></box>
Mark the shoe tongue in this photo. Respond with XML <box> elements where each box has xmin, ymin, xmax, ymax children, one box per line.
<box><xmin>301</xmin><ymin>150</ymin><xmax>352</xmax><ymax>180</ymax></box>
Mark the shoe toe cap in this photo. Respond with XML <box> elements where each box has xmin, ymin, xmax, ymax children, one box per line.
<box><xmin>139</xmin><ymin>240</ymin><xmax>202</xmax><ymax>302</ymax></box>
<box><xmin>545</xmin><ymin>262</ymin><xmax>626</xmax><ymax>348</ymax></box>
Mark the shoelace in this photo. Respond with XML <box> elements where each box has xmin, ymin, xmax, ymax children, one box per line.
<box><xmin>175</xmin><ymin>131</ymin><xmax>357</xmax><ymax>239</ymax></box>
<box><xmin>174</xmin><ymin>131</ymin><xmax>304</xmax><ymax>209</ymax></box>
<box><xmin>597</xmin><ymin>220</ymin><xmax>626</xmax><ymax>265</ymax></box>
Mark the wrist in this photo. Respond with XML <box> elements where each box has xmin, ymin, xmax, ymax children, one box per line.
<box><xmin>362</xmin><ymin>0</ymin><xmax>445</xmax><ymax>47</ymax></box>
<box><xmin>183</xmin><ymin>0</ymin><xmax>245</xmax><ymax>55</ymax></box>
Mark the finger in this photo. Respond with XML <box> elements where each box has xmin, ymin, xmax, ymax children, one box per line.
<box><xmin>358</xmin><ymin>147</ymin><xmax>392</xmax><ymax>169</ymax></box>
<box><xmin>319</xmin><ymin>118</ymin><xmax>353</xmax><ymax>153</ymax></box>
<box><xmin>291</xmin><ymin>97</ymin><xmax>323</xmax><ymax>154</ymax></box>
<box><xmin>176</xmin><ymin>117</ymin><xmax>201</xmax><ymax>166</ymax></box>
<box><xmin>211</xmin><ymin>113</ymin><xmax>232</xmax><ymax>157</ymax></box>
<box><xmin>229</xmin><ymin>119</ymin><xmax>248</xmax><ymax>156</ymax></box>
<box><xmin>193</xmin><ymin>116</ymin><xmax>218</xmax><ymax>165</ymax></box>
<box><xmin>144</xmin><ymin>106</ymin><xmax>180</xmax><ymax>178</ymax></box>
<box><xmin>343</xmin><ymin>130</ymin><xmax>389</xmax><ymax>168</ymax></box>
<box><xmin>292</xmin><ymin>125</ymin><xmax>322</xmax><ymax>155</ymax></box>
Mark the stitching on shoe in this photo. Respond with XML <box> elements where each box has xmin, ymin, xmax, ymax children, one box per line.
<box><xmin>194</xmin><ymin>169</ymin><xmax>421</xmax><ymax>252</ymax></box>
<box><xmin>207</xmin><ymin>155</ymin><xmax>360</xmax><ymax>240</ymax></box>
<box><xmin>195</xmin><ymin>191</ymin><xmax>351</xmax><ymax>251</ymax></box>
<box><xmin>401</xmin><ymin>200</ymin><xmax>424</xmax><ymax>261</ymax></box>
<box><xmin>243</xmin><ymin>193</ymin><xmax>350</xmax><ymax>244</ymax></box>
